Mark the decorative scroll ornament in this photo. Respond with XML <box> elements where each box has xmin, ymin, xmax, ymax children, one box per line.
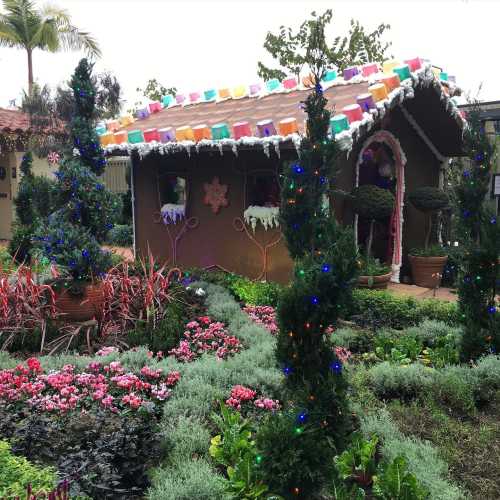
<box><xmin>243</xmin><ymin>205</ymin><xmax>280</xmax><ymax>232</ymax></box>
<box><xmin>203</xmin><ymin>176</ymin><xmax>228</xmax><ymax>213</ymax></box>
<box><xmin>160</xmin><ymin>203</ymin><xmax>185</xmax><ymax>224</ymax></box>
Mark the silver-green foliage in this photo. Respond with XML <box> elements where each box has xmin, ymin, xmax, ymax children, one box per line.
<box><xmin>360</xmin><ymin>409</ymin><xmax>465</xmax><ymax>500</ymax></box>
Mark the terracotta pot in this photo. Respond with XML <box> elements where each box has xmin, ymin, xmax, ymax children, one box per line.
<box><xmin>409</xmin><ymin>255</ymin><xmax>448</xmax><ymax>288</ymax></box>
<box><xmin>55</xmin><ymin>282</ymin><xmax>104</xmax><ymax>322</ymax></box>
<box><xmin>357</xmin><ymin>272</ymin><xmax>392</xmax><ymax>289</ymax></box>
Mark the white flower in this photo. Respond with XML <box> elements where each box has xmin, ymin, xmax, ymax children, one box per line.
<box><xmin>195</xmin><ymin>288</ymin><xmax>206</xmax><ymax>297</ymax></box>
<box><xmin>73</xmin><ymin>148</ymin><xmax>81</xmax><ymax>157</ymax></box>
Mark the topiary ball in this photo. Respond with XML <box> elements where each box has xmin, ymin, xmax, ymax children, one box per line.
<box><xmin>351</xmin><ymin>185</ymin><xmax>395</xmax><ymax>220</ymax></box>
<box><xmin>408</xmin><ymin>186</ymin><xmax>449</xmax><ymax>212</ymax></box>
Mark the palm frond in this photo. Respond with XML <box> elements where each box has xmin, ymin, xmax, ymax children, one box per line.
<box><xmin>0</xmin><ymin>18</ymin><xmax>23</xmax><ymax>47</ymax></box>
<box><xmin>40</xmin><ymin>3</ymin><xmax>101</xmax><ymax>57</ymax></box>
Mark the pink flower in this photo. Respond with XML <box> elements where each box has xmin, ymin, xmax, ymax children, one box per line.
<box><xmin>254</xmin><ymin>398</ymin><xmax>280</xmax><ymax>411</ymax></box>
<box><xmin>166</xmin><ymin>371</ymin><xmax>180</xmax><ymax>387</ymax></box>
<box><xmin>334</xmin><ymin>346</ymin><xmax>352</xmax><ymax>363</ymax></box>
<box><xmin>96</xmin><ymin>346</ymin><xmax>119</xmax><ymax>357</ymax></box>
<box><xmin>140</xmin><ymin>366</ymin><xmax>163</xmax><ymax>379</ymax></box>
<box><xmin>230</xmin><ymin>385</ymin><xmax>256</xmax><ymax>402</ymax></box>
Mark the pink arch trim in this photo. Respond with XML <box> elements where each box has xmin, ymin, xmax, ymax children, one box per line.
<box><xmin>355</xmin><ymin>130</ymin><xmax>407</xmax><ymax>283</ymax></box>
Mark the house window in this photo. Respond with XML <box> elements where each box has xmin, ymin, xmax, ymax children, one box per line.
<box><xmin>247</xmin><ymin>174</ymin><xmax>280</xmax><ymax>207</ymax></box>
<box><xmin>159</xmin><ymin>175</ymin><xmax>187</xmax><ymax>224</ymax></box>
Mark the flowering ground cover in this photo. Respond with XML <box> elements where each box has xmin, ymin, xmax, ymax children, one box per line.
<box><xmin>0</xmin><ymin>279</ymin><xmax>499</xmax><ymax>499</ymax></box>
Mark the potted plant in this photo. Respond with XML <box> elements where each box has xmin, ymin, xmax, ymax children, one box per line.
<box><xmin>357</xmin><ymin>256</ymin><xmax>392</xmax><ymax>289</ymax></box>
<box><xmin>34</xmin><ymin>59</ymin><xmax>121</xmax><ymax>321</ymax></box>
<box><xmin>408</xmin><ymin>186</ymin><xmax>449</xmax><ymax>288</ymax></box>
<box><xmin>351</xmin><ymin>185</ymin><xmax>395</xmax><ymax>289</ymax></box>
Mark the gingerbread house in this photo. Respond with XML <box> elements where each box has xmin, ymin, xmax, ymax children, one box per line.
<box><xmin>103</xmin><ymin>60</ymin><xmax>464</xmax><ymax>283</ymax></box>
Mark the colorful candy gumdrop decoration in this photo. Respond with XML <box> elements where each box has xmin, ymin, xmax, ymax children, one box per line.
<box><xmin>257</xmin><ymin>119</ymin><xmax>277</xmax><ymax>137</ymax></box>
<box><xmin>356</xmin><ymin>93</ymin><xmax>376</xmax><ymax>112</ymax></box>
<box><xmin>233</xmin><ymin>121</ymin><xmax>252</xmax><ymax>140</ymax></box>
<box><xmin>330</xmin><ymin>115</ymin><xmax>349</xmax><ymax>135</ymax></box>
<box><xmin>203</xmin><ymin>177</ymin><xmax>229</xmax><ymax>214</ymax></box>
<box><xmin>159</xmin><ymin>127</ymin><xmax>175</xmax><ymax>142</ymax></box>
<box><xmin>193</xmin><ymin>124</ymin><xmax>211</xmax><ymax>141</ymax></box>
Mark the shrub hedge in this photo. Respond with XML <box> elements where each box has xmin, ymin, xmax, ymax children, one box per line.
<box><xmin>349</xmin><ymin>289</ymin><xmax>459</xmax><ymax>329</ymax></box>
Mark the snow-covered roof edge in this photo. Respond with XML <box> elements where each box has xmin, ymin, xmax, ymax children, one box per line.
<box><xmin>103</xmin><ymin>65</ymin><xmax>463</xmax><ymax>160</ymax></box>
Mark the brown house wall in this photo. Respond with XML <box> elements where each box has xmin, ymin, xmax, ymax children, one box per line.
<box><xmin>134</xmin><ymin>113</ymin><xmax>441</xmax><ymax>283</ymax></box>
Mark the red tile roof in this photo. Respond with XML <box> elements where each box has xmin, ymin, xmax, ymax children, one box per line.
<box><xmin>0</xmin><ymin>108</ymin><xmax>30</xmax><ymax>133</ymax></box>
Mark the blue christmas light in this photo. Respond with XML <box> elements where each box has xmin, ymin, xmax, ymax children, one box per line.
<box><xmin>488</xmin><ymin>305</ymin><xmax>497</xmax><ymax>314</ymax></box>
<box><xmin>293</xmin><ymin>165</ymin><xmax>304</xmax><ymax>174</ymax></box>
<box><xmin>320</xmin><ymin>176</ymin><xmax>326</xmax><ymax>184</ymax></box>
<box><xmin>311</xmin><ymin>296</ymin><xmax>319</xmax><ymax>305</ymax></box>
<box><xmin>296</xmin><ymin>412</ymin><xmax>309</xmax><ymax>424</ymax></box>
<box><xmin>330</xmin><ymin>361</ymin><xmax>342</xmax><ymax>374</ymax></box>
<box><xmin>491</xmin><ymin>217</ymin><xmax>497</xmax><ymax>224</ymax></box>
<box><xmin>463</xmin><ymin>170</ymin><xmax>471</xmax><ymax>178</ymax></box>
<box><xmin>321</xmin><ymin>264</ymin><xmax>331</xmax><ymax>273</ymax></box>
<box><xmin>292</xmin><ymin>223</ymin><xmax>300</xmax><ymax>230</ymax></box>
<box><xmin>464</xmin><ymin>275</ymin><xmax>472</xmax><ymax>283</ymax></box>
<box><xmin>475</xmin><ymin>152</ymin><xmax>484</xmax><ymax>162</ymax></box>
<box><xmin>82</xmin><ymin>249</ymin><xmax>90</xmax><ymax>259</ymax></box>
<box><xmin>283</xmin><ymin>366</ymin><xmax>293</xmax><ymax>376</ymax></box>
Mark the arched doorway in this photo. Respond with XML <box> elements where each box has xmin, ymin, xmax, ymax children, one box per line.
<box><xmin>354</xmin><ymin>131</ymin><xmax>407</xmax><ymax>283</ymax></box>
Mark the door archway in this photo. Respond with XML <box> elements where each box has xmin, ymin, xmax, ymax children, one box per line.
<box><xmin>354</xmin><ymin>131</ymin><xmax>407</xmax><ymax>283</ymax></box>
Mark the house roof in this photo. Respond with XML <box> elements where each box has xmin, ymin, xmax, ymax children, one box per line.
<box><xmin>122</xmin><ymin>83</ymin><xmax>370</xmax><ymax>136</ymax></box>
<box><xmin>0</xmin><ymin>108</ymin><xmax>30</xmax><ymax>134</ymax></box>
<box><xmin>103</xmin><ymin>64</ymin><xmax>465</xmax><ymax>159</ymax></box>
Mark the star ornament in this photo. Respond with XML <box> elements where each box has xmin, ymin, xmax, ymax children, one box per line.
<box><xmin>203</xmin><ymin>176</ymin><xmax>229</xmax><ymax>214</ymax></box>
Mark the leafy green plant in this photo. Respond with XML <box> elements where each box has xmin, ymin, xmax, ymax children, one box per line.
<box><xmin>409</xmin><ymin>245</ymin><xmax>448</xmax><ymax>258</ymax></box>
<box><xmin>2</xmin><ymin>408</ymin><xmax>162</xmax><ymax>499</ymax></box>
<box><xmin>348</xmin><ymin>289</ymin><xmax>459</xmax><ymax>330</ymax></box>
<box><xmin>374</xmin><ymin>333</ymin><xmax>423</xmax><ymax>365</ymax></box>
<box><xmin>106</xmin><ymin>224</ymin><xmax>133</xmax><ymax>247</ymax></box>
<box><xmin>358</xmin><ymin>257</ymin><xmax>391</xmax><ymax>277</ymax></box>
<box><xmin>335</xmin><ymin>433</ymin><xmax>378</xmax><ymax>486</ymax></box>
<box><xmin>421</xmin><ymin>333</ymin><xmax>460</xmax><ymax>368</ymax></box>
<box><xmin>0</xmin><ymin>439</ymin><xmax>56</xmax><ymax>498</ymax></box>
<box><xmin>210</xmin><ymin>403</ymin><xmax>275</xmax><ymax>499</ymax></box>
<box><xmin>352</xmin><ymin>185</ymin><xmax>395</xmax><ymax>258</ymax></box>
<box><xmin>230</xmin><ymin>277</ymin><xmax>283</xmax><ymax>307</ymax></box>
<box><xmin>373</xmin><ymin>456</ymin><xmax>429</xmax><ymax>499</ymax></box>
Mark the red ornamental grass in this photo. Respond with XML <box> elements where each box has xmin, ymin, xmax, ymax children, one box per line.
<box><xmin>101</xmin><ymin>252</ymin><xmax>182</xmax><ymax>336</ymax></box>
<box><xmin>0</xmin><ymin>264</ymin><xmax>57</xmax><ymax>352</ymax></box>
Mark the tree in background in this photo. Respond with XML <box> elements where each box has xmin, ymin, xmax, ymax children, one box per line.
<box><xmin>8</xmin><ymin>152</ymin><xmax>54</xmax><ymax>263</ymax></box>
<box><xmin>21</xmin><ymin>71</ymin><xmax>122</xmax><ymax>155</ymax></box>
<box><xmin>454</xmin><ymin>101</ymin><xmax>499</xmax><ymax>359</ymax></box>
<box><xmin>34</xmin><ymin>59</ymin><xmax>121</xmax><ymax>282</ymax></box>
<box><xmin>256</xmin><ymin>15</ymin><xmax>359</xmax><ymax>499</ymax></box>
<box><xmin>128</xmin><ymin>78</ymin><xmax>177</xmax><ymax>114</ymax></box>
<box><xmin>136</xmin><ymin>79</ymin><xmax>177</xmax><ymax>103</ymax></box>
<box><xmin>0</xmin><ymin>0</ymin><xmax>100</xmax><ymax>94</ymax></box>
<box><xmin>258</xmin><ymin>10</ymin><xmax>391</xmax><ymax>82</ymax></box>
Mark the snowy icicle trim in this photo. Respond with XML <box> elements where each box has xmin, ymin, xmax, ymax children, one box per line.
<box><xmin>243</xmin><ymin>206</ymin><xmax>280</xmax><ymax>232</ymax></box>
<box><xmin>160</xmin><ymin>204</ymin><xmax>186</xmax><ymax>224</ymax></box>
<box><xmin>103</xmin><ymin>134</ymin><xmax>303</xmax><ymax>160</ymax></box>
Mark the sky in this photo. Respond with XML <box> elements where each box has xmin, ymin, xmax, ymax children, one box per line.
<box><xmin>1</xmin><ymin>0</ymin><xmax>499</xmax><ymax>110</ymax></box>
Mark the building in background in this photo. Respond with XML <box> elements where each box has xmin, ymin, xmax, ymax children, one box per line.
<box><xmin>0</xmin><ymin>107</ymin><xmax>127</xmax><ymax>240</ymax></box>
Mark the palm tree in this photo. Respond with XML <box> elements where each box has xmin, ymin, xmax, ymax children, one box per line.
<box><xmin>0</xmin><ymin>0</ymin><xmax>100</xmax><ymax>94</ymax></box>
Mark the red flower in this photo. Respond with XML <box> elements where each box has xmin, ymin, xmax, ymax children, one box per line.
<box><xmin>26</xmin><ymin>358</ymin><xmax>42</xmax><ymax>373</ymax></box>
